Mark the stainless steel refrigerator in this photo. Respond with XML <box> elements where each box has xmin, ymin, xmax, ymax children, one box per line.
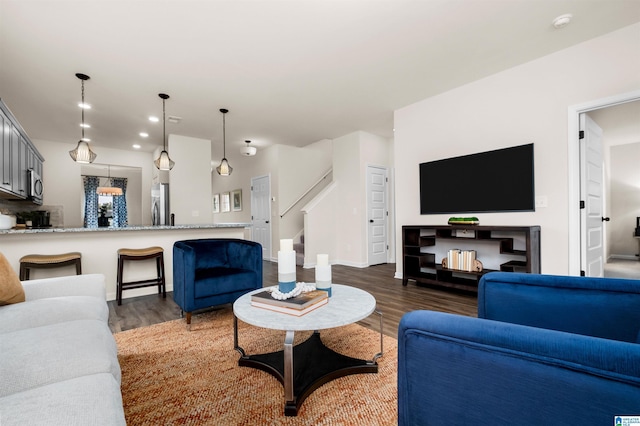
<box><xmin>151</xmin><ymin>183</ymin><xmax>170</xmax><ymax>225</ymax></box>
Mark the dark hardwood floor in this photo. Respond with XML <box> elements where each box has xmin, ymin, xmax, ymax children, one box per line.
<box><xmin>108</xmin><ymin>261</ymin><xmax>478</xmax><ymax>338</ymax></box>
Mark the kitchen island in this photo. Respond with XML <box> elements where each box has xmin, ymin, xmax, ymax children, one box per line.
<box><xmin>0</xmin><ymin>224</ymin><xmax>252</xmax><ymax>301</ymax></box>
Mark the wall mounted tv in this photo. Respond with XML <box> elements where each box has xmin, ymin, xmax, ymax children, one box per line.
<box><xmin>419</xmin><ymin>143</ymin><xmax>534</xmax><ymax>214</ymax></box>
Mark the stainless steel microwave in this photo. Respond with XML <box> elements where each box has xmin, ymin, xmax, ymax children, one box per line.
<box><xmin>28</xmin><ymin>169</ymin><xmax>43</xmax><ymax>204</ymax></box>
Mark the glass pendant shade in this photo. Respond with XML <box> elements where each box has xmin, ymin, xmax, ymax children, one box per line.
<box><xmin>69</xmin><ymin>140</ymin><xmax>97</xmax><ymax>163</ymax></box>
<box><xmin>216</xmin><ymin>108</ymin><xmax>232</xmax><ymax>176</ymax></box>
<box><xmin>154</xmin><ymin>150</ymin><xmax>175</xmax><ymax>171</ymax></box>
<box><xmin>154</xmin><ymin>93</ymin><xmax>174</xmax><ymax>170</ymax></box>
<box><xmin>216</xmin><ymin>158</ymin><xmax>233</xmax><ymax>176</ymax></box>
<box><xmin>70</xmin><ymin>73</ymin><xmax>97</xmax><ymax>163</ymax></box>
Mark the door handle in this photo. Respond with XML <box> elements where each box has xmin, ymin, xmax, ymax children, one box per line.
<box><xmin>369</xmin><ymin>220</ymin><xmax>374</xmax><ymax>223</ymax></box>
<box><xmin>265</xmin><ymin>220</ymin><xmax>269</xmax><ymax>224</ymax></box>
<box><xmin>602</xmin><ymin>217</ymin><xmax>610</xmax><ymax>222</ymax></box>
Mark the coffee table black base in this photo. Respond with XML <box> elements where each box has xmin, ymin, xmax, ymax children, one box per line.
<box><xmin>238</xmin><ymin>331</ymin><xmax>378</xmax><ymax>416</ymax></box>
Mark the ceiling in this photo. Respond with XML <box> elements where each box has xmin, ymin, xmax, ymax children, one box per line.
<box><xmin>588</xmin><ymin>100</ymin><xmax>640</xmax><ymax>147</ymax></box>
<box><xmin>1</xmin><ymin>0</ymin><xmax>639</xmax><ymax>158</ymax></box>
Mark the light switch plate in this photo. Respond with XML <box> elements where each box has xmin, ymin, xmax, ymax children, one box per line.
<box><xmin>535</xmin><ymin>196</ymin><xmax>548</xmax><ymax>208</ymax></box>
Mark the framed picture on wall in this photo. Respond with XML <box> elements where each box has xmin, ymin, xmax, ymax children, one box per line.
<box><xmin>221</xmin><ymin>192</ymin><xmax>230</xmax><ymax>212</ymax></box>
<box><xmin>213</xmin><ymin>193</ymin><xmax>220</xmax><ymax>213</ymax></box>
<box><xmin>232</xmin><ymin>189</ymin><xmax>242</xmax><ymax>211</ymax></box>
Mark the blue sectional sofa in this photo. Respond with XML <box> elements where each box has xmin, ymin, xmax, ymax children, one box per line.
<box><xmin>173</xmin><ymin>238</ymin><xmax>262</xmax><ymax>327</ymax></box>
<box><xmin>398</xmin><ymin>272</ymin><xmax>640</xmax><ymax>425</ymax></box>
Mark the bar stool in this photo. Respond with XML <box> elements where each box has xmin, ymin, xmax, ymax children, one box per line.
<box><xmin>19</xmin><ymin>252</ymin><xmax>82</xmax><ymax>280</ymax></box>
<box><xmin>116</xmin><ymin>246</ymin><xmax>166</xmax><ymax>305</ymax></box>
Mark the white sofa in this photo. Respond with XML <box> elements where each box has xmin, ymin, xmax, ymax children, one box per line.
<box><xmin>0</xmin><ymin>274</ymin><xmax>126</xmax><ymax>425</ymax></box>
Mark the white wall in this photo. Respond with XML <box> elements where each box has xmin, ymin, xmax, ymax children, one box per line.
<box><xmin>333</xmin><ymin>132</ymin><xmax>362</xmax><ymax>266</ymax></box>
<box><xmin>209</xmin><ymin>139</ymin><xmax>333</xmax><ymax>259</ymax></box>
<box><xmin>609</xmin><ymin>141</ymin><xmax>640</xmax><ymax>258</ymax></box>
<box><xmin>32</xmin><ymin>139</ymin><xmax>154</xmax><ymax>227</ymax></box>
<box><xmin>168</xmin><ymin>134</ymin><xmax>212</xmax><ymax>224</ymax></box>
<box><xmin>332</xmin><ymin>131</ymin><xmax>393</xmax><ymax>267</ymax></box>
<box><xmin>278</xmin><ymin>139</ymin><xmax>333</xmax><ymax>242</ymax></box>
<box><xmin>302</xmin><ymin>181</ymin><xmax>339</xmax><ymax>266</ymax></box>
<box><xmin>211</xmin><ymin>146</ymin><xmax>260</xmax><ymax>225</ymax></box>
<box><xmin>394</xmin><ymin>23</ymin><xmax>640</xmax><ymax>277</ymax></box>
<box><xmin>360</xmin><ymin>131</ymin><xmax>394</xmax><ymax>263</ymax></box>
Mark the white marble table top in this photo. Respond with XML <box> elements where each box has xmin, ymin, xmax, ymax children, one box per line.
<box><xmin>233</xmin><ymin>284</ymin><xmax>376</xmax><ymax>331</ymax></box>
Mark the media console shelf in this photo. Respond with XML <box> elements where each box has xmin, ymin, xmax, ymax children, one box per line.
<box><xmin>402</xmin><ymin>225</ymin><xmax>540</xmax><ymax>292</ymax></box>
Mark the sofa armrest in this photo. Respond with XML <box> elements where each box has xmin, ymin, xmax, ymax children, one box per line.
<box><xmin>22</xmin><ymin>274</ymin><xmax>106</xmax><ymax>301</ymax></box>
<box><xmin>478</xmin><ymin>272</ymin><xmax>640</xmax><ymax>343</ymax></box>
<box><xmin>398</xmin><ymin>310</ymin><xmax>640</xmax><ymax>425</ymax></box>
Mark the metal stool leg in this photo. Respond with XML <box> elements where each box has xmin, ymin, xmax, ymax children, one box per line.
<box><xmin>159</xmin><ymin>253</ymin><xmax>166</xmax><ymax>298</ymax></box>
<box><xmin>117</xmin><ymin>255</ymin><xmax>124</xmax><ymax>305</ymax></box>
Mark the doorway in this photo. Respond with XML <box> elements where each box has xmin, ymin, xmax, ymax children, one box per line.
<box><xmin>251</xmin><ymin>174</ymin><xmax>272</xmax><ymax>260</ymax></box>
<box><xmin>366</xmin><ymin>165</ymin><xmax>389</xmax><ymax>265</ymax></box>
<box><xmin>568</xmin><ymin>90</ymin><xmax>640</xmax><ymax>277</ymax></box>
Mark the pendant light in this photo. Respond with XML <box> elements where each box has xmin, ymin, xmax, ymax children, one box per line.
<box><xmin>69</xmin><ymin>73</ymin><xmax>97</xmax><ymax>163</ymax></box>
<box><xmin>96</xmin><ymin>165</ymin><xmax>123</xmax><ymax>196</ymax></box>
<box><xmin>216</xmin><ymin>108</ymin><xmax>233</xmax><ymax>176</ymax></box>
<box><xmin>154</xmin><ymin>93</ymin><xmax>175</xmax><ymax>170</ymax></box>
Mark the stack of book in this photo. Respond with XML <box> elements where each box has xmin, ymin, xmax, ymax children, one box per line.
<box><xmin>446</xmin><ymin>249</ymin><xmax>477</xmax><ymax>272</ymax></box>
<box><xmin>250</xmin><ymin>289</ymin><xmax>328</xmax><ymax>316</ymax></box>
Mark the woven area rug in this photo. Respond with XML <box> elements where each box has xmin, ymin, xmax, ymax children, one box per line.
<box><xmin>114</xmin><ymin>308</ymin><xmax>398</xmax><ymax>425</ymax></box>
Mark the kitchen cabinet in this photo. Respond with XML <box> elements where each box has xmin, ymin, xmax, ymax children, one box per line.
<box><xmin>0</xmin><ymin>98</ymin><xmax>44</xmax><ymax>201</ymax></box>
<box><xmin>0</xmin><ymin>108</ymin><xmax>11</xmax><ymax>192</ymax></box>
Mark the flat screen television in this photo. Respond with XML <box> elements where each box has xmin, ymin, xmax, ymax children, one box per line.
<box><xmin>420</xmin><ymin>143</ymin><xmax>534</xmax><ymax>214</ymax></box>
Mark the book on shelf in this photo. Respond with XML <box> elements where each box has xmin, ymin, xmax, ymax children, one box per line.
<box><xmin>250</xmin><ymin>289</ymin><xmax>328</xmax><ymax>310</ymax></box>
<box><xmin>251</xmin><ymin>297</ymin><xmax>329</xmax><ymax>316</ymax></box>
<box><xmin>446</xmin><ymin>249</ymin><xmax>477</xmax><ymax>272</ymax></box>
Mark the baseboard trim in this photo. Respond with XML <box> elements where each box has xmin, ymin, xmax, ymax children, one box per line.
<box><xmin>609</xmin><ymin>254</ymin><xmax>639</xmax><ymax>261</ymax></box>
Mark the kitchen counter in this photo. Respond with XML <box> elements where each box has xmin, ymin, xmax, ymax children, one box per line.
<box><xmin>0</xmin><ymin>223</ymin><xmax>251</xmax><ymax>234</ymax></box>
<box><xmin>0</xmin><ymin>223</ymin><xmax>254</xmax><ymax>301</ymax></box>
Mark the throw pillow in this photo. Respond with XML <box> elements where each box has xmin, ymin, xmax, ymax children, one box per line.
<box><xmin>0</xmin><ymin>252</ymin><xmax>25</xmax><ymax>305</ymax></box>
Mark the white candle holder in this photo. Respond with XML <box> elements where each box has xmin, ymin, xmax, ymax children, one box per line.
<box><xmin>278</xmin><ymin>239</ymin><xmax>296</xmax><ymax>293</ymax></box>
<box><xmin>315</xmin><ymin>254</ymin><xmax>332</xmax><ymax>297</ymax></box>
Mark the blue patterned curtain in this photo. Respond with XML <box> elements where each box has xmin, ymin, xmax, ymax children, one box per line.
<box><xmin>83</xmin><ymin>176</ymin><xmax>100</xmax><ymax>228</ymax></box>
<box><xmin>111</xmin><ymin>177</ymin><xmax>128</xmax><ymax>228</ymax></box>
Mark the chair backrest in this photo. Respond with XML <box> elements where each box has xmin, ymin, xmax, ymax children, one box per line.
<box><xmin>174</xmin><ymin>239</ymin><xmax>261</xmax><ymax>270</ymax></box>
<box><xmin>479</xmin><ymin>272</ymin><xmax>640</xmax><ymax>343</ymax></box>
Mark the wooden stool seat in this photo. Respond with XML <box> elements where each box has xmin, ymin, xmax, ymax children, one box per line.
<box><xmin>19</xmin><ymin>252</ymin><xmax>82</xmax><ymax>280</ymax></box>
<box><xmin>117</xmin><ymin>246</ymin><xmax>166</xmax><ymax>305</ymax></box>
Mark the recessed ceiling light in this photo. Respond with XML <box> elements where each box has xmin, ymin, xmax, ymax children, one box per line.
<box><xmin>149</xmin><ymin>116</ymin><xmax>159</xmax><ymax>123</ymax></box>
<box><xmin>132</xmin><ymin>144</ymin><xmax>141</xmax><ymax>149</ymax></box>
<box><xmin>552</xmin><ymin>13</ymin><xmax>572</xmax><ymax>29</ymax></box>
<box><xmin>80</xmin><ymin>123</ymin><xmax>91</xmax><ymax>128</ymax></box>
<box><xmin>139</xmin><ymin>132</ymin><xmax>148</xmax><ymax>138</ymax></box>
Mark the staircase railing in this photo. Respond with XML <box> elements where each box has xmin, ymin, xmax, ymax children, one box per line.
<box><xmin>280</xmin><ymin>168</ymin><xmax>332</xmax><ymax>218</ymax></box>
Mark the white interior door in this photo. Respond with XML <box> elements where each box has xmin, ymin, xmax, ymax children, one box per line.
<box><xmin>580</xmin><ymin>113</ymin><xmax>605</xmax><ymax>277</ymax></box>
<box><xmin>367</xmin><ymin>165</ymin><xmax>388</xmax><ymax>265</ymax></box>
<box><xmin>251</xmin><ymin>175</ymin><xmax>271</xmax><ymax>260</ymax></box>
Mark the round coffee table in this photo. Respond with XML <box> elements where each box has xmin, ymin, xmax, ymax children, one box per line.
<box><xmin>233</xmin><ymin>284</ymin><xmax>383</xmax><ymax>416</ymax></box>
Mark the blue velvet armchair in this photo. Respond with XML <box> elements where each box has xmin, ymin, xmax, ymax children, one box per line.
<box><xmin>173</xmin><ymin>239</ymin><xmax>262</xmax><ymax>327</ymax></box>
<box><xmin>398</xmin><ymin>272</ymin><xmax>640</xmax><ymax>425</ymax></box>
